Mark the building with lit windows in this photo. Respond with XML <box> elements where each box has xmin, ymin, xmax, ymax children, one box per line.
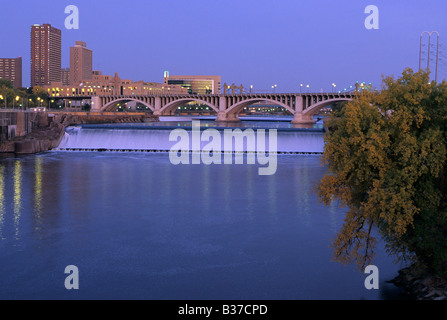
<box><xmin>0</xmin><ymin>57</ymin><xmax>22</xmax><ymax>88</ymax></box>
<box><xmin>163</xmin><ymin>72</ymin><xmax>221</xmax><ymax>94</ymax></box>
<box><xmin>31</xmin><ymin>24</ymin><xmax>61</xmax><ymax>86</ymax></box>
<box><xmin>70</xmin><ymin>41</ymin><xmax>93</xmax><ymax>85</ymax></box>
<box><xmin>60</xmin><ymin>68</ymin><xmax>70</xmax><ymax>86</ymax></box>
<box><xmin>44</xmin><ymin>72</ymin><xmax>188</xmax><ymax>97</ymax></box>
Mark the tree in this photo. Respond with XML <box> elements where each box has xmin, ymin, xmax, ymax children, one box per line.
<box><xmin>0</xmin><ymin>79</ymin><xmax>13</xmax><ymax>89</ymax></box>
<box><xmin>316</xmin><ymin>68</ymin><xmax>447</xmax><ymax>275</ymax></box>
<box><xmin>33</xmin><ymin>86</ymin><xmax>49</xmax><ymax>100</ymax></box>
<box><xmin>0</xmin><ymin>80</ymin><xmax>29</xmax><ymax>108</ymax></box>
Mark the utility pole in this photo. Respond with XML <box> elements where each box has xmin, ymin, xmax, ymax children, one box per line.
<box><xmin>419</xmin><ymin>31</ymin><xmax>440</xmax><ymax>83</ymax></box>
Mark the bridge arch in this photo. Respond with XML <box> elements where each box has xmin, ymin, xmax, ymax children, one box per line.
<box><xmin>159</xmin><ymin>98</ymin><xmax>219</xmax><ymax>115</ymax></box>
<box><xmin>303</xmin><ymin>98</ymin><xmax>352</xmax><ymax>116</ymax></box>
<box><xmin>100</xmin><ymin>98</ymin><xmax>155</xmax><ymax>112</ymax></box>
<box><xmin>225</xmin><ymin>98</ymin><xmax>295</xmax><ymax>117</ymax></box>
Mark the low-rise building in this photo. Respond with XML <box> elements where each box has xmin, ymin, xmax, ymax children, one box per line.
<box><xmin>44</xmin><ymin>72</ymin><xmax>188</xmax><ymax>97</ymax></box>
<box><xmin>163</xmin><ymin>72</ymin><xmax>221</xmax><ymax>94</ymax></box>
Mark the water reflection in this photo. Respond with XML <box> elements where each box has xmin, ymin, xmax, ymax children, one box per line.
<box><xmin>0</xmin><ymin>166</ymin><xmax>5</xmax><ymax>240</ymax></box>
<box><xmin>202</xmin><ymin>164</ymin><xmax>211</xmax><ymax>217</ymax></box>
<box><xmin>267</xmin><ymin>169</ymin><xmax>278</xmax><ymax>224</ymax></box>
<box><xmin>13</xmin><ymin>161</ymin><xmax>22</xmax><ymax>240</ymax></box>
<box><xmin>33</xmin><ymin>157</ymin><xmax>43</xmax><ymax>231</ymax></box>
<box><xmin>0</xmin><ymin>152</ymin><xmax>402</xmax><ymax>300</ymax></box>
<box><xmin>246</xmin><ymin>163</ymin><xmax>254</xmax><ymax>220</ymax></box>
<box><xmin>293</xmin><ymin>160</ymin><xmax>311</xmax><ymax>225</ymax></box>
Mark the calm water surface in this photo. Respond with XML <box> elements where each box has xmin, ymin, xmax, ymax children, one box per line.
<box><xmin>0</xmin><ymin>151</ymin><xmax>405</xmax><ymax>300</ymax></box>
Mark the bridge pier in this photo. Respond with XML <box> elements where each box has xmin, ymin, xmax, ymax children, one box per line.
<box><xmin>291</xmin><ymin>113</ymin><xmax>316</xmax><ymax>124</ymax></box>
<box><xmin>91</xmin><ymin>96</ymin><xmax>103</xmax><ymax>112</ymax></box>
<box><xmin>215</xmin><ymin>112</ymin><xmax>240</xmax><ymax>122</ymax></box>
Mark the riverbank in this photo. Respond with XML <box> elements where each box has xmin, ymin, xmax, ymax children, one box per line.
<box><xmin>389</xmin><ymin>263</ymin><xmax>447</xmax><ymax>300</ymax></box>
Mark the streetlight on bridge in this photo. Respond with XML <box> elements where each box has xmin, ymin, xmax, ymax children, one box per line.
<box><xmin>332</xmin><ymin>83</ymin><xmax>336</xmax><ymax>92</ymax></box>
<box><xmin>13</xmin><ymin>96</ymin><xmax>19</xmax><ymax>110</ymax></box>
<box><xmin>306</xmin><ymin>85</ymin><xmax>310</xmax><ymax>93</ymax></box>
<box><xmin>300</xmin><ymin>84</ymin><xmax>303</xmax><ymax>93</ymax></box>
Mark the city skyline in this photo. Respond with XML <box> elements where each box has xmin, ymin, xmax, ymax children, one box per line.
<box><xmin>1</xmin><ymin>0</ymin><xmax>447</xmax><ymax>91</ymax></box>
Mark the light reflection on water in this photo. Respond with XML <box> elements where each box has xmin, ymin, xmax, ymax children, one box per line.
<box><xmin>0</xmin><ymin>166</ymin><xmax>5</xmax><ymax>240</ymax></box>
<box><xmin>33</xmin><ymin>157</ymin><xmax>43</xmax><ymax>232</ymax></box>
<box><xmin>13</xmin><ymin>161</ymin><xmax>22</xmax><ymax>240</ymax></box>
<box><xmin>0</xmin><ymin>152</ymin><xmax>405</xmax><ymax>300</ymax></box>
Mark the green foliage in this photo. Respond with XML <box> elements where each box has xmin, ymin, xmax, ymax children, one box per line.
<box><xmin>0</xmin><ymin>85</ymin><xmax>49</xmax><ymax>109</ymax></box>
<box><xmin>0</xmin><ymin>79</ymin><xmax>13</xmax><ymax>89</ymax></box>
<box><xmin>32</xmin><ymin>86</ymin><xmax>49</xmax><ymax>100</ymax></box>
<box><xmin>316</xmin><ymin>68</ymin><xmax>447</xmax><ymax>274</ymax></box>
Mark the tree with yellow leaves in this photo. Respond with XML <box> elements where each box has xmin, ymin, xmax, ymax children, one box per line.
<box><xmin>316</xmin><ymin>68</ymin><xmax>447</xmax><ymax>275</ymax></box>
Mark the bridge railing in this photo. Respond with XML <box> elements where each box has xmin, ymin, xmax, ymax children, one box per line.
<box><xmin>45</xmin><ymin>92</ymin><xmax>356</xmax><ymax>99</ymax></box>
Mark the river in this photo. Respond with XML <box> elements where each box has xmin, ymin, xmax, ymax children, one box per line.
<box><xmin>0</xmin><ymin>117</ymin><xmax>406</xmax><ymax>299</ymax></box>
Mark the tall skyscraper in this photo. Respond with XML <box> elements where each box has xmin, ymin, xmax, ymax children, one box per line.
<box><xmin>0</xmin><ymin>57</ymin><xmax>22</xmax><ymax>88</ymax></box>
<box><xmin>70</xmin><ymin>41</ymin><xmax>92</xmax><ymax>86</ymax></box>
<box><xmin>31</xmin><ymin>24</ymin><xmax>61</xmax><ymax>87</ymax></box>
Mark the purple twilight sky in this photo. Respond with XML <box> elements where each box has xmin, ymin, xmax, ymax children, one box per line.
<box><xmin>1</xmin><ymin>0</ymin><xmax>446</xmax><ymax>92</ymax></box>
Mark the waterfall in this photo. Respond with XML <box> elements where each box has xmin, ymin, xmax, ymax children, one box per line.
<box><xmin>55</xmin><ymin>125</ymin><xmax>325</xmax><ymax>154</ymax></box>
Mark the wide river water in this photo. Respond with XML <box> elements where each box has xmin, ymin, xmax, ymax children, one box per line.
<box><xmin>0</xmin><ymin>117</ymin><xmax>407</xmax><ymax>300</ymax></box>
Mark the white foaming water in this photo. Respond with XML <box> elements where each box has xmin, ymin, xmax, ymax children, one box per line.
<box><xmin>56</xmin><ymin>126</ymin><xmax>324</xmax><ymax>154</ymax></box>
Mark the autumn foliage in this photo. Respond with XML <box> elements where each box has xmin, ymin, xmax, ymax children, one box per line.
<box><xmin>316</xmin><ymin>69</ymin><xmax>447</xmax><ymax>274</ymax></box>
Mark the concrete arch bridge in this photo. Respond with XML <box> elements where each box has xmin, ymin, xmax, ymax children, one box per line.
<box><xmin>91</xmin><ymin>92</ymin><xmax>354</xmax><ymax>124</ymax></box>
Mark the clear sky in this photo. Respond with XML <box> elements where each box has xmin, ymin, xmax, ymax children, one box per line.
<box><xmin>1</xmin><ymin>0</ymin><xmax>446</xmax><ymax>92</ymax></box>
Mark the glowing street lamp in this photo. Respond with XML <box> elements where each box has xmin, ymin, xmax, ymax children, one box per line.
<box><xmin>250</xmin><ymin>85</ymin><xmax>253</xmax><ymax>93</ymax></box>
<box><xmin>300</xmin><ymin>84</ymin><xmax>303</xmax><ymax>93</ymax></box>
<box><xmin>306</xmin><ymin>85</ymin><xmax>310</xmax><ymax>93</ymax></box>
<box><xmin>332</xmin><ymin>83</ymin><xmax>336</xmax><ymax>92</ymax></box>
<box><xmin>13</xmin><ymin>96</ymin><xmax>19</xmax><ymax>109</ymax></box>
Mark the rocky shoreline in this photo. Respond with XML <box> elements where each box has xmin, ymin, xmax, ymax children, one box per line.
<box><xmin>389</xmin><ymin>263</ymin><xmax>447</xmax><ymax>300</ymax></box>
